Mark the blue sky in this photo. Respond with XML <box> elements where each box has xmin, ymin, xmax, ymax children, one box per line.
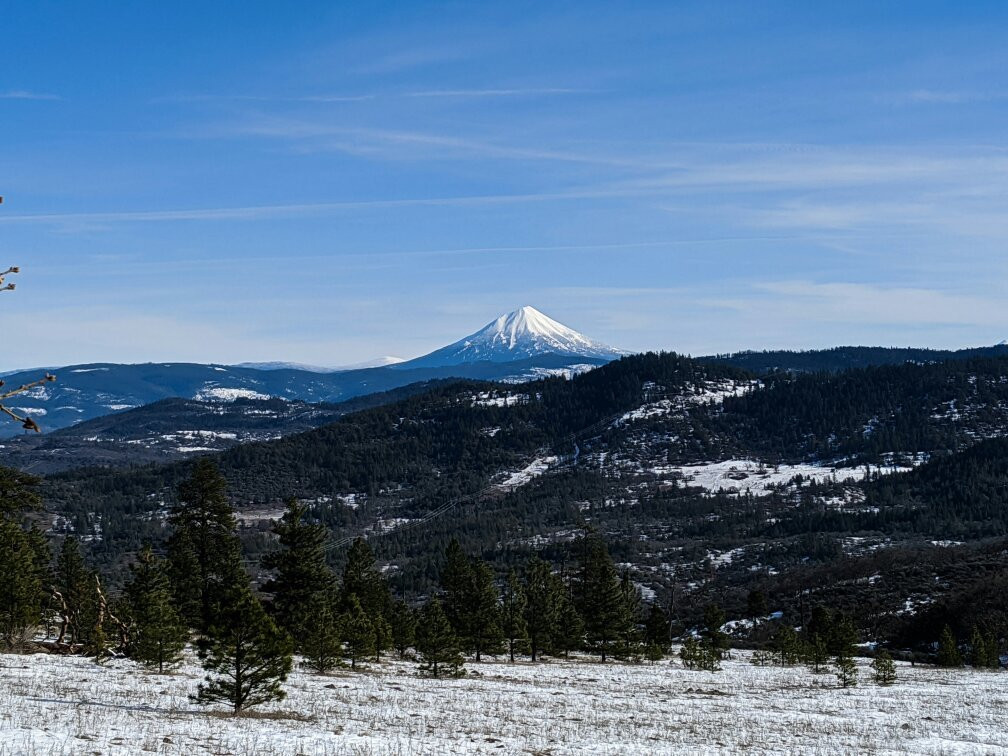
<box><xmin>2</xmin><ymin>1</ymin><xmax>1007</xmax><ymax>369</ymax></box>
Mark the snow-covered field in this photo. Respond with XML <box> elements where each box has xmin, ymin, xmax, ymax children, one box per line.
<box><xmin>1</xmin><ymin>650</ymin><xmax>1005</xmax><ymax>755</ymax></box>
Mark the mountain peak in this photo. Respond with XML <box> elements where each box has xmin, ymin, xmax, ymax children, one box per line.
<box><xmin>400</xmin><ymin>306</ymin><xmax>625</xmax><ymax>368</ymax></box>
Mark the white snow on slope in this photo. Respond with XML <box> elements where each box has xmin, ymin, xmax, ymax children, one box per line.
<box><xmin>499</xmin><ymin>455</ymin><xmax>558</xmax><ymax>487</ymax></box>
<box><xmin>194</xmin><ymin>387</ymin><xmax>271</xmax><ymax>402</ymax></box>
<box><xmin>615</xmin><ymin>379</ymin><xmax>757</xmax><ymax>425</ymax></box>
<box><xmin>1</xmin><ymin>651</ymin><xmax>1005</xmax><ymax>755</ymax></box>
<box><xmin>403</xmin><ymin>306</ymin><xmax>624</xmax><ymax>367</ymax></box>
<box><xmin>656</xmin><ymin>458</ymin><xmax>918</xmax><ymax>495</ymax></box>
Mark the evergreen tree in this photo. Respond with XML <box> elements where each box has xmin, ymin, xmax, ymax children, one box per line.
<box><xmin>551</xmin><ymin>588</ymin><xmax>585</xmax><ymax>659</ymax></box>
<box><xmin>415</xmin><ymin>598</ymin><xmax>464</xmax><ymax>678</ymax></box>
<box><xmin>832</xmin><ymin>614</ymin><xmax>859</xmax><ymax>688</ymax></box>
<box><xmin>771</xmin><ymin>625</ymin><xmax>800</xmax><ymax>666</ymax></box>
<box><xmin>193</xmin><ymin>588</ymin><xmax>294</xmax><ymax>715</ymax></box>
<box><xmin>126</xmin><ymin>544</ymin><xmax>187</xmax><ymax>673</ymax></box>
<box><xmin>167</xmin><ymin>460</ymin><xmax>242</xmax><ymax>633</ymax></box>
<box><xmin>746</xmin><ymin>589</ymin><xmax>768</xmax><ymax>619</ymax></box>
<box><xmin>389</xmin><ymin>599</ymin><xmax>416</xmax><ymax>659</ymax></box>
<box><xmin>871</xmin><ymin>650</ymin><xmax>897</xmax><ymax>685</ymax></box>
<box><xmin>260</xmin><ymin>498</ymin><xmax>335</xmax><ymax>643</ymax></box>
<box><xmin>834</xmin><ymin>652</ymin><xmax>858</xmax><ymax>688</ymax></box>
<box><xmin>0</xmin><ymin>520</ymin><xmax>43</xmax><ymax>651</ymax></box>
<box><xmin>576</xmin><ymin>536</ymin><xmax>632</xmax><ymax>663</ymax></box>
<box><xmin>805</xmin><ymin>632</ymin><xmax>830</xmax><ymax>674</ymax></box>
<box><xmin>0</xmin><ymin>466</ymin><xmax>42</xmax><ymax>517</ymax></box>
<box><xmin>523</xmin><ymin>556</ymin><xmax>559</xmax><ymax>662</ymax></box>
<box><xmin>618</xmin><ymin>570</ymin><xmax>643</xmax><ymax>657</ymax></box>
<box><xmin>500</xmin><ymin>569</ymin><xmax>529</xmax><ymax>662</ymax></box>
<box><xmin>982</xmin><ymin>629</ymin><xmax>1000</xmax><ymax>669</ymax></box>
<box><xmin>340</xmin><ymin>594</ymin><xmax>375</xmax><ymax>670</ymax></box>
<box><xmin>340</xmin><ymin>538</ymin><xmax>392</xmax><ymax>658</ymax></box>
<box><xmin>643</xmin><ymin>603</ymin><xmax>670</xmax><ymax>651</ymax></box>
<box><xmin>701</xmin><ymin>604</ymin><xmax>729</xmax><ymax>661</ymax></box>
<box><xmin>680</xmin><ymin>636</ymin><xmax>701</xmax><ymax>669</ymax></box>
<box><xmin>439</xmin><ymin>539</ymin><xmax>474</xmax><ymax>647</ymax></box>
<box><xmin>53</xmin><ymin>536</ymin><xmax>90</xmax><ymax>646</ymax></box>
<box><xmin>830</xmin><ymin>615</ymin><xmax>859</xmax><ymax>658</ymax></box>
<box><xmin>937</xmin><ymin>625</ymin><xmax>962</xmax><ymax>668</ymax></box>
<box><xmin>968</xmin><ymin>626</ymin><xmax>988</xmax><ymax>669</ymax></box>
<box><xmin>468</xmin><ymin>560</ymin><xmax>505</xmax><ymax>661</ymax></box>
<box><xmin>300</xmin><ymin>590</ymin><xmax>343</xmax><ymax>674</ymax></box>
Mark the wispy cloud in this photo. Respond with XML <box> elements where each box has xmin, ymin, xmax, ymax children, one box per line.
<box><xmin>0</xmin><ymin>190</ymin><xmax>624</xmax><ymax>226</ymax></box>
<box><xmin>403</xmin><ymin>88</ymin><xmax>589</xmax><ymax>98</ymax></box>
<box><xmin>888</xmin><ymin>89</ymin><xmax>1008</xmax><ymax>105</ymax></box>
<box><xmin>0</xmin><ymin>90</ymin><xmax>59</xmax><ymax>100</ymax></box>
<box><xmin>157</xmin><ymin>87</ymin><xmax>585</xmax><ymax>105</ymax></box>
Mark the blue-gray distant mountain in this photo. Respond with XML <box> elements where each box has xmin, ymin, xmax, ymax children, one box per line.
<box><xmin>0</xmin><ymin>306</ymin><xmax>621</xmax><ymax>437</ymax></box>
<box><xmin>398</xmin><ymin>306</ymin><xmax>625</xmax><ymax>368</ymax></box>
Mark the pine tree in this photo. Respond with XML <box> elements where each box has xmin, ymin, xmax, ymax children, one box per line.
<box><xmin>871</xmin><ymin>649</ymin><xmax>897</xmax><ymax>685</ymax></box>
<box><xmin>415</xmin><ymin>598</ymin><xmax>464</xmax><ymax>678</ymax></box>
<box><xmin>0</xmin><ymin>520</ymin><xmax>43</xmax><ymax>651</ymax></box>
<box><xmin>300</xmin><ymin>590</ymin><xmax>343</xmax><ymax>674</ymax></box>
<box><xmin>576</xmin><ymin>535</ymin><xmax>632</xmax><ymax>663</ymax></box>
<box><xmin>167</xmin><ymin>460</ymin><xmax>242</xmax><ymax>633</ymax></box>
<box><xmin>340</xmin><ymin>537</ymin><xmax>393</xmax><ymax>658</ymax></box>
<box><xmin>830</xmin><ymin>615</ymin><xmax>859</xmax><ymax>658</ymax></box>
<box><xmin>643</xmin><ymin>603</ymin><xmax>670</xmax><ymax>651</ymax></box>
<box><xmin>126</xmin><ymin>545</ymin><xmax>187</xmax><ymax>673</ymax></box>
<box><xmin>982</xmin><ymin>629</ymin><xmax>1000</xmax><ymax>669</ymax></box>
<box><xmin>193</xmin><ymin>588</ymin><xmax>294</xmax><ymax>715</ymax></box>
<box><xmin>832</xmin><ymin>614</ymin><xmax>859</xmax><ymax>688</ymax></box>
<box><xmin>523</xmin><ymin>556</ymin><xmax>559</xmax><ymax>662</ymax></box>
<box><xmin>439</xmin><ymin>539</ymin><xmax>474</xmax><ymax>647</ymax></box>
<box><xmin>937</xmin><ymin>625</ymin><xmax>962</xmax><ymax>668</ymax></box>
<box><xmin>680</xmin><ymin>637</ymin><xmax>702</xmax><ymax>669</ymax></box>
<box><xmin>968</xmin><ymin>626</ymin><xmax>987</xmax><ymax>669</ymax></box>
<box><xmin>618</xmin><ymin>570</ymin><xmax>643</xmax><ymax>657</ymax></box>
<box><xmin>53</xmin><ymin>536</ymin><xmax>90</xmax><ymax>646</ymax></box>
<box><xmin>468</xmin><ymin>560</ymin><xmax>505</xmax><ymax>661</ymax></box>
<box><xmin>389</xmin><ymin>599</ymin><xmax>416</xmax><ymax>659</ymax></box>
<box><xmin>0</xmin><ymin>466</ymin><xmax>42</xmax><ymax>517</ymax></box>
<box><xmin>771</xmin><ymin>625</ymin><xmax>800</xmax><ymax>666</ymax></box>
<box><xmin>260</xmin><ymin>499</ymin><xmax>335</xmax><ymax>643</ymax></box>
<box><xmin>746</xmin><ymin>589</ymin><xmax>768</xmax><ymax>619</ymax></box>
<box><xmin>551</xmin><ymin>588</ymin><xmax>585</xmax><ymax>659</ymax></box>
<box><xmin>500</xmin><ymin>569</ymin><xmax>529</xmax><ymax>662</ymax></box>
<box><xmin>701</xmin><ymin>604</ymin><xmax>729</xmax><ymax>661</ymax></box>
<box><xmin>805</xmin><ymin>632</ymin><xmax>830</xmax><ymax>674</ymax></box>
<box><xmin>340</xmin><ymin>594</ymin><xmax>375</xmax><ymax>670</ymax></box>
<box><xmin>834</xmin><ymin>653</ymin><xmax>858</xmax><ymax>688</ymax></box>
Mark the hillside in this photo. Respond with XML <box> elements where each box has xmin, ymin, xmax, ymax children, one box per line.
<box><xmin>0</xmin><ymin>380</ymin><xmax>451</xmax><ymax>473</ymax></box>
<box><xmin>33</xmin><ymin>352</ymin><xmax>1008</xmax><ymax>646</ymax></box>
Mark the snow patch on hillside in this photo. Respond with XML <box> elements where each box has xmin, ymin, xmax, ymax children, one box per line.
<box><xmin>194</xmin><ymin>387</ymin><xmax>271</xmax><ymax>402</ymax></box>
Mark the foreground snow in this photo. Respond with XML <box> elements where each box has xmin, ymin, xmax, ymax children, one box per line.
<box><xmin>0</xmin><ymin>651</ymin><xmax>1005</xmax><ymax>754</ymax></box>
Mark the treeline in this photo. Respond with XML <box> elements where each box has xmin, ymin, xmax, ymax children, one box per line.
<box><xmin>702</xmin><ymin>344</ymin><xmax>1008</xmax><ymax>374</ymax></box>
<box><xmin>3</xmin><ymin>460</ymin><xmax>1005</xmax><ymax>717</ymax></box>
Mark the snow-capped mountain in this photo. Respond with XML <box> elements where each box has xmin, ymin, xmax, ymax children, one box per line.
<box><xmin>398</xmin><ymin>306</ymin><xmax>625</xmax><ymax>368</ymax></box>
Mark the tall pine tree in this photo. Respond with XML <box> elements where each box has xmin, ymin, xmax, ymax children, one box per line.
<box><xmin>126</xmin><ymin>545</ymin><xmax>187</xmax><ymax>673</ymax></box>
<box><xmin>193</xmin><ymin>551</ymin><xmax>293</xmax><ymax>715</ymax></box>
<box><xmin>500</xmin><ymin>569</ymin><xmax>529</xmax><ymax>663</ymax></box>
<box><xmin>167</xmin><ymin>460</ymin><xmax>242</xmax><ymax>633</ymax></box>
<box><xmin>415</xmin><ymin>598</ymin><xmax>464</xmax><ymax>678</ymax></box>
<box><xmin>522</xmin><ymin>556</ymin><xmax>559</xmax><ymax>662</ymax></box>
<box><xmin>260</xmin><ymin>498</ymin><xmax>336</xmax><ymax>643</ymax></box>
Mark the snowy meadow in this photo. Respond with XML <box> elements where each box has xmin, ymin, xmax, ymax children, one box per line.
<box><xmin>1</xmin><ymin>650</ymin><xmax>1004</xmax><ymax>755</ymax></box>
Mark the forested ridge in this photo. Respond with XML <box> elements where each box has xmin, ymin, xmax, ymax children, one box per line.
<box><xmin>10</xmin><ymin>350</ymin><xmax>1007</xmax><ymax>660</ymax></box>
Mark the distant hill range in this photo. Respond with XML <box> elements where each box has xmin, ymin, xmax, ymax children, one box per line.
<box><xmin>0</xmin><ymin>306</ymin><xmax>614</xmax><ymax>438</ymax></box>
<box><xmin>703</xmin><ymin>344</ymin><xmax>1008</xmax><ymax>373</ymax></box>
